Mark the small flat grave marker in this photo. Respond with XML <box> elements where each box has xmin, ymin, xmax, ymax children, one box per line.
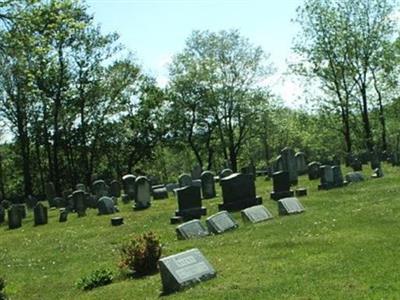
<box><xmin>176</xmin><ymin>219</ymin><xmax>209</xmax><ymax>240</ymax></box>
<box><xmin>206</xmin><ymin>211</ymin><xmax>238</xmax><ymax>234</ymax></box>
<box><xmin>241</xmin><ymin>205</ymin><xmax>273</xmax><ymax>224</ymax></box>
<box><xmin>159</xmin><ymin>248</ymin><xmax>216</xmax><ymax>294</ymax></box>
<box><xmin>278</xmin><ymin>197</ymin><xmax>305</xmax><ymax>215</ymax></box>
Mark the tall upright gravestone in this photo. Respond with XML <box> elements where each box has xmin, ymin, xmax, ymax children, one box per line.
<box><xmin>318</xmin><ymin>165</ymin><xmax>334</xmax><ymax>190</ymax></box>
<box><xmin>134</xmin><ymin>176</ymin><xmax>151</xmax><ymax>209</ymax></box>
<box><xmin>270</xmin><ymin>171</ymin><xmax>294</xmax><ymax>201</ymax></box>
<box><xmin>219</xmin><ymin>173</ymin><xmax>262</xmax><ymax>211</ymax></box>
<box><xmin>8</xmin><ymin>205</ymin><xmax>22</xmax><ymax>229</ymax></box>
<box><xmin>34</xmin><ymin>203</ymin><xmax>48</xmax><ymax>226</ymax></box>
<box><xmin>178</xmin><ymin>174</ymin><xmax>192</xmax><ymax>188</ymax></box>
<box><xmin>201</xmin><ymin>171</ymin><xmax>216</xmax><ymax>199</ymax></box>
<box><xmin>280</xmin><ymin>147</ymin><xmax>298</xmax><ymax>185</ymax></box>
<box><xmin>170</xmin><ymin>185</ymin><xmax>206</xmax><ymax>224</ymax></box>
<box><xmin>122</xmin><ymin>174</ymin><xmax>136</xmax><ymax>202</ymax></box>
<box><xmin>110</xmin><ymin>180</ymin><xmax>121</xmax><ymax>198</ymax></box>
<box><xmin>92</xmin><ymin>180</ymin><xmax>108</xmax><ymax>200</ymax></box>
<box><xmin>295</xmin><ymin>152</ymin><xmax>307</xmax><ymax>175</ymax></box>
<box><xmin>72</xmin><ymin>190</ymin><xmax>87</xmax><ymax>217</ymax></box>
<box><xmin>307</xmin><ymin>161</ymin><xmax>321</xmax><ymax>180</ymax></box>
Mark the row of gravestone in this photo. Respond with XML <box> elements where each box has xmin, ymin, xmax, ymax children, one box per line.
<box><xmin>161</xmin><ymin>198</ymin><xmax>305</xmax><ymax>294</ymax></box>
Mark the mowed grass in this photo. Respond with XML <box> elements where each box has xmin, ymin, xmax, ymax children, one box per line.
<box><xmin>1</xmin><ymin>164</ymin><xmax>400</xmax><ymax>299</ymax></box>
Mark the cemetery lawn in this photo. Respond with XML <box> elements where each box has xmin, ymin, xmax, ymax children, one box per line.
<box><xmin>1</xmin><ymin>165</ymin><xmax>400</xmax><ymax>299</ymax></box>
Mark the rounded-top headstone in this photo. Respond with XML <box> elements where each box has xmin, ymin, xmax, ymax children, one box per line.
<box><xmin>178</xmin><ymin>173</ymin><xmax>192</xmax><ymax>187</ymax></box>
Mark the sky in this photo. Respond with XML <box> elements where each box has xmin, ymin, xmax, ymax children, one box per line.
<box><xmin>86</xmin><ymin>0</ymin><xmax>304</xmax><ymax>107</ymax></box>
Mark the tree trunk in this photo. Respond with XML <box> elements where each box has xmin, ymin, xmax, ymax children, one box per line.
<box><xmin>360</xmin><ymin>84</ymin><xmax>374</xmax><ymax>152</ymax></box>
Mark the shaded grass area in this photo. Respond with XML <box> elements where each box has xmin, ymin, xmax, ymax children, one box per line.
<box><xmin>1</xmin><ymin>164</ymin><xmax>400</xmax><ymax>299</ymax></box>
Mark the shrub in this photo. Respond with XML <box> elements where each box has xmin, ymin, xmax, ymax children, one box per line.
<box><xmin>119</xmin><ymin>232</ymin><xmax>162</xmax><ymax>276</ymax></box>
<box><xmin>76</xmin><ymin>268</ymin><xmax>114</xmax><ymax>291</ymax></box>
<box><xmin>0</xmin><ymin>277</ymin><xmax>7</xmax><ymax>300</ymax></box>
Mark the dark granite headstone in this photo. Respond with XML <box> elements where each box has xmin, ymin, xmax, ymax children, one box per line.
<box><xmin>278</xmin><ymin>197</ymin><xmax>305</xmax><ymax>215</ymax></box>
<box><xmin>351</xmin><ymin>158</ymin><xmax>362</xmax><ymax>171</ymax></box>
<box><xmin>307</xmin><ymin>162</ymin><xmax>321</xmax><ymax>180</ymax></box>
<box><xmin>152</xmin><ymin>187</ymin><xmax>169</xmax><ymax>200</ymax></box>
<box><xmin>97</xmin><ymin>196</ymin><xmax>116</xmax><ymax>215</ymax></box>
<box><xmin>171</xmin><ymin>185</ymin><xmax>206</xmax><ymax>224</ymax></box>
<box><xmin>191</xmin><ymin>165</ymin><xmax>202</xmax><ymax>180</ymax></box>
<box><xmin>332</xmin><ymin>165</ymin><xmax>344</xmax><ymax>187</ymax></box>
<box><xmin>122</xmin><ymin>174</ymin><xmax>136</xmax><ymax>202</ymax></box>
<box><xmin>295</xmin><ymin>152</ymin><xmax>307</xmax><ymax>175</ymax></box>
<box><xmin>8</xmin><ymin>205</ymin><xmax>22</xmax><ymax>229</ymax></box>
<box><xmin>201</xmin><ymin>171</ymin><xmax>216</xmax><ymax>199</ymax></box>
<box><xmin>178</xmin><ymin>174</ymin><xmax>192</xmax><ymax>188</ymax></box>
<box><xmin>59</xmin><ymin>208</ymin><xmax>68</xmax><ymax>222</ymax></box>
<box><xmin>176</xmin><ymin>219</ymin><xmax>209</xmax><ymax>240</ymax></box>
<box><xmin>241</xmin><ymin>205</ymin><xmax>273</xmax><ymax>223</ymax></box>
<box><xmin>270</xmin><ymin>171</ymin><xmax>294</xmax><ymax>200</ymax></box>
<box><xmin>75</xmin><ymin>183</ymin><xmax>86</xmax><ymax>192</ymax></box>
<box><xmin>206</xmin><ymin>211</ymin><xmax>238</xmax><ymax>234</ymax></box>
<box><xmin>318</xmin><ymin>165</ymin><xmax>334</xmax><ymax>190</ymax></box>
<box><xmin>110</xmin><ymin>180</ymin><xmax>121</xmax><ymax>198</ymax></box>
<box><xmin>219</xmin><ymin>168</ymin><xmax>233</xmax><ymax>179</ymax></box>
<box><xmin>92</xmin><ymin>180</ymin><xmax>108</xmax><ymax>200</ymax></box>
<box><xmin>295</xmin><ymin>187</ymin><xmax>308</xmax><ymax>197</ymax></box>
<box><xmin>219</xmin><ymin>173</ymin><xmax>262</xmax><ymax>211</ymax></box>
<box><xmin>134</xmin><ymin>176</ymin><xmax>151</xmax><ymax>209</ymax></box>
<box><xmin>33</xmin><ymin>203</ymin><xmax>48</xmax><ymax>226</ymax></box>
<box><xmin>166</xmin><ymin>183</ymin><xmax>180</xmax><ymax>193</ymax></box>
<box><xmin>159</xmin><ymin>248</ymin><xmax>216</xmax><ymax>294</ymax></box>
<box><xmin>280</xmin><ymin>147</ymin><xmax>298</xmax><ymax>185</ymax></box>
<box><xmin>72</xmin><ymin>190</ymin><xmax>87</xmax><ymax>217</ymax></box>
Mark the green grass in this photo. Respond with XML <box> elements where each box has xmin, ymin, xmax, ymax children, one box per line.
<box><xmin>1</xmin><ymin>164</ymin><xmax>400</xmax><ymax>299</ymax></box>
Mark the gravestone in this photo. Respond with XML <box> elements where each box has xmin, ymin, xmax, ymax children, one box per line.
<box><xmin>134</xmin><ymin>176</ymin><xmax>151</xmax><ymax>209</ymax></box>
<box><xmin>307</xmin><ymin>162</ymin><xmax>321</xmax><ymax>180</ymax></box>
<box><xmin>176</xmin><ymin>219</ymin><xmax>209</xmax><ymax>240</ymax></box>
<box><xmin>191</xmin><ymin>165</ymin><xmax>202</xmax><ymax>180</ymax></box>
<box><xmin>219</xmin><ymin>169</ymin><xmax>233</xmax><ymax>179</ymax></box>
<box><xmin>370</xmin><ymin>152</ymin><xmax>381</xmax><ymax>170</ymax></box>
<box><xmin>295</xmin><ymin>152</ymin><xmax>307</xmax><ymax>175</ymax></box>
<box><xmin>372</xmin><ymin>168</ymin><xmax>384</xmax><ymax>178</ymax></box>
<box><xmin>280</xmin><ymin>147</ymin><xmax>298</xmax><ymax>185</ymax></box>
<box><xmin>97</xmin><ymin>196</ymin><xmax>116</xmax><ymax>215</ymax></box>
<box><xmin>8</xmin><ymin>205</ymin><xmax>22</xmax><ymax>229</ymax></box>
<box><xmin>274</xmin><ymin>155</ymin><xmax>283</xmax><ymax>171</ymax></box>
<box><xmin>295</xmin><ymin>187</ymin><xmax>308</xmax><ymax>197</ymax></box>
<box><xmin>318</xmin><ymin>165</ymin><xmax>334</xmax><ymax>190</ymax></box>
<box><xmin>111</xmin><ymin>216</ymin><xmax>124</xmax><ymax>226</ymax></box>
<box><xmin>201</xmin><ymin>171</ymin><xmax>216</xmax><ymax>199</ymax></box>
<box><xmin>278</xmin><ymin>197</ymin><xmax>305</xmax><ymax>215</ymax></box>
<box><xmin>171</xmin><ymin>185</ymin><xmax>206</xmax><ymax>224</ymax></box>
<box><xmin>72</xmin><ymin>190</ymin><xmax>87</xmax><ymax>217</ymax></box>
<box><xmin>92</xmin><ymin>180</ymin><xmax>108</xmax><ymax>200</ymax></box>
<box><xmin>0</xmin><ymin>206</ymin><xmax>4</xmax><ymax>223</ymax></box>
<box><xmin>33</xmin><ymin>203</ymin><xmax>48</xmax><ymax>226</ymax></box>
<box><xmin>219</xmin><ymin>173</ymin><xmax>262</xmax><ymax>211</ymax></box>
<box><xmin>332</xmin><ymin>165</ymin><xmax>344</xmax><ymax>187</ymax></box>
<box><xmin>192</xmin><ymin>179</ymin><xmax>202</xmax><ymax>188</ymax></box>
<box><xmin>110</xmin><ymin>180</ymin><xmax>121</xmax><ymax>198</ymax></box>
<box><xmin>240</xmin><ymin>163</ymin><xmax>256</xmax><ymax>180</ymax></box>
<box><xmin>159</xmin><ymin>248</ymin><xmax>216</xmax><ymax>294</ymax></box>
<box><xmin>166</xmin><ymin>183</ymin><xmax>180</xmax><ymax>193</ymax></box>
<box><xmin>241</xmin><ymin>205</ymin><xmax>273</xmax><ymax>224</ymax></box>
<box><xmin>59</xmin><ymin>208</ymin><xmax>68</xmax><ymax>222</ymax></box>
<box><xmin>75</xmin><ymin>183</ymin><xmax>86</xmax><ymax>192</ymax></box>
<box><xmin>270</xmin><ymin>171</ymin><xmax>294</xmax><ymax>201</ymax></box>
<box><xmin>351</xmin><ymin>158</ymin><xmax>362</xmax><ymax>171</ymax></box>
<box><xmin>26</xmin><ymin>195</ymin><xmax>38</xmax><ymax>209</ymax></box>
<box><xmin>122</xmin><ymin>174</ymin><xmax>136</xmax><ymax>202</ymax></box>
<box><xmin>178</xmin><ymin>174</ymin><xmax>192</xmax><ymax>188</ymax></box>
<box><xmin>206</xmin><ymin>211</ymin><xmax>238</xmax><ymax>234</ymax></box>
<box><xmin>345</xmin><ymin>172</ymin><xmax>364</xmax><ymax>183</ymax></box>
<box><xmin>152</xmin><ymin>186</ymin><xmax>169</xmax><ymax>200</ymax></box>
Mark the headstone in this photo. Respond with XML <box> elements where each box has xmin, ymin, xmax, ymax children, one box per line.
<box><xmin>166</xmin><ymin>183</ymin><xmax>180</xmax><ymax>193</ymax></box>
<box><xmin>274</xmin><ymin>155</ymin><xmax>283</xmax><ymax>171</ymax></box>
<box><xmin>122</xmin><ymin>174</ymin><xmax>136</xmax><ymax>202</ymax></box>
<box><xmin>345</xmin><ymin>172</ymin><xmax>364</xmax><ymax>183</ymax></box>
<box><xmin>176</xmin><ymin>219</ymin><xmax>209</xmax><ymax>240</ymax></box>
<box><xmin>192</xmin><ymin>179</ymin><xmax>202</xmax><ymax>188</ymax></box>
<box><xmin>295</xmin><ymin>152</ymin><xmax>307</xmax><ymax>175</ymax></box>
<box><xmin>201</xmin><ymin>171</ymin><xmax>216</xmax><ymax>199</ymax></box>
<box><xmin>241</xmin><ymin>205</ymin><xmax>273</xmax><ymax>223</ymax></box>
<box><xmin>240</xmin><ymin>164</ymin><xmax>256</xmax><ymax>180</ymax></box>
<box><xmin>26</xmin><ymin>195</ymin><xmax>38</xmax><ymax>209</ymax></box>
<box><xmin>307</xmin><ymin>161</ymin><xmax>321</xmax><ymax>180</ymax></box>
<box><xmin>332</xmin><ymin>165</ymin><xmax>344</xmax><ymax>187</ymax></box>
<box><xmin>109</xmin><ymin>180</ymin><xmax>121</xmax><ymax>198</ymax></box>
<box><xmin>218</xmin><ymin>173</ymin><xmax>262</xmax><ymax>211</ymax></box>
<box><xmin>318</xmin><ymin>165</ymin><xmax>334</xmax><ymax>190</ymax></box>
<box><xmin>178</xmin><ymin>174</ymin><xmax>192</xmax><ymax>188</ymax></box>
<box><xmin>219</xmin><ymin>169</ymin><xmax>233</xmax><ymax>179</ymax></box>
<box><xmin>152</xmin><ymin>187</ymin><xmax>169</xmax><ymax>200</ymax></box>
<box><xmin>280</xmin><ymin>147</ymin><xmax>298</xmax><ymax>185</ymax></box>
<box><xmin>92</xmin><ymin>180</ymin><xmax>108</xmax><ymax>200</ymax></box>
<box><xmin>295</xmin><ymin>187</ymin><xmax>307</xmax><ymax>197</ymax></box>
<box><xmin>33</xmin><ymin>203</ymin><xmax>48</xmax><ymax>226</ymax></box>
<box><xmin>59</xmin><ymin>208</ymin><xmax>68</xmax><ymax>222</ymax></box>
<box><xmin>191</xmin><ymin>165</ymin><xmax>202</xmax><ymax>180</ymax></box>
<box><xmin>72</xmin><ymin>190</ymin><xmax>87</xmax><ymax>217</ymax></box>
<box><xmin>171</xmin><ymin>185</ymin><xmax>206</xmax><ymax>224</ymax></box>
<box><xmin>75</xmin><ymin>183</ymin><xmax>86</xmax><ymax>192</ymax></box>
<box><xmin>278</xmin><ymin>197</ymin><xmax>305</xmax><ymax>215</ymax></box>
<box><xmin>206</xmin><ymin>211</ymin><xmax>238</xmax><ymax>234</ymax></box>
<box><xmin>97</xmin><ymin>196</ymin><xmax>116</xmax><ymax>215</ymax></box>
<box><xmin>372</xmin><ymin>167</ymin><xmax>384</xmax><ymax>178</ymax></box>
<box><xmin>270</xmin><ymin>171</ymin><xmax>294</xmax><ymax>201</ymax></box>
<box><xmin>158</xmin><ymin>248</ymin><xmax>216</xmax><ymax>294</ymax></box>
<box><xmin>350</xmin><ymin>158</ymin><xmax>362</xmax><ymax>171</ymax></box>
<box><xmin>111</xmin><ymin>216</ymin><xmax>123</xmax><ymax>226</ymax></box>
<box><xmin>134</xmin><ymin>176</ymin><xmax>151</xmax><ymax>209</ymax></box>
<box><xmin>8</xmin><ymin>205</ymin><xmax>22</xmax><ymax>229</ymax></box>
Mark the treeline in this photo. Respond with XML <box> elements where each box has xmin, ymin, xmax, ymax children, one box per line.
<box><xmin>0</xmin><ymin>0</ymin><xmax>400</xmax><ymax>200</ymax></box>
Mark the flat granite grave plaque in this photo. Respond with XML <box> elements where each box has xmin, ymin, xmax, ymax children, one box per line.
<box><xmin>176</xmin><ymin>219</ymin><xmax>209</xmax><ymax>240</ymax></box>
<box><xmin>159</xmin><ymin>248</ymin><xmax>216</xmax><ymax>294</ymax></box>
<box><xmin>241</xmin><ymin>205</ymin><xmax>273</xmax><ymax>223</ymax></box>
<box><xmin>278</xmin><ymin>197</ymin><xmax>305</xmax><ymax>215</ymax></box>
<box><xmin>206</xmin><ymin>211</ymin><xmax>238</xmax><ymax>234</ymax></box>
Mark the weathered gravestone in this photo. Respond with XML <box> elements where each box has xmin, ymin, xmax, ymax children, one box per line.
<box><xmin>318</xmin><ymin>165</ymin><xmax>334</xmax><ymax>190</ymax></box>
<box><xmin>372</xmin><ymin>167</ymin><xmax>384</xmax><ymax>178</ymax></box>
<box><xmin>97</xmin><ymin>196</ymin><xmax>116</xmax><ymax>215</ymax></box>
<box><xmin>278</xmin><ymin>197</ymin><xmax>305</xmax><ymax>215</ymax></box>
<box><xmin>75</xmin><ymin>183</ymin><xmax>86</xmax><ymax>192</ymax></box>
<box><xmin>59</xmin><ymin>208</ymin><xmax>68</xmax><ymax>222</ymax></box>
<box><xmin>274</xmin><ymin>155</ymin><xmax>283</xmax><ymax>171</ymax></box>
<box><xmin>176</xmin><ymin>219</ymin><xmax>209</xmax><ymax>240</ymax></box>
<box><xmin>295</xmin><ymin>152</ymin><xmax>307</xmax><ymax>175</ymax></box>
<box><xmin>171</xmin><ymin>185</ymin><xmax>206</xmax><ymax>224</ymax></box>
<box><xmin>178</xmin><ymin>174</ymin><xmax>192</xmax><ymax>188</ymax></box>
<box><xmin>270</xmin><ymin>171</ymin><xmax>294</xmax><ymax>201</ymax></box>
<box><xmin>111</xmin><ymin>216</ymin><xmax>124</xmax><ymax>226</ymax></box>
<box><xmin>8</xmin><ymin>205</ymin><xmax>22</xmax><ymax>229</ymax></box>
<box><xmin>122</xmin><ymin>174</ymin><xmax>136</xmax><ymax>202</ymax></box>
<box><xmin>34</xmin><ymin>203</ymin><xmax>48</xmax><ymax>226</ymax></box>
<box><xmin>206</xmin><ymin>210</ymin><xmax>238</xmax><ymax>234</ymax></box>
<box><xmin>241</xmin><ymin>205</ymin><xmax>273</xmax><ymax>224</ymax></box>
<box><xmin>72</xmin><ymin>190</ymin><xmax>87</xmax><ymax>217</ymax></box>
<box><xmin>332</xmin><ymin>165</ymin><xmax>345</xmax><ymax>187</ymax></box>
<box><xmin>280</xmin><ymin>147</ymin><xmax>298</xmax><ymax>185</ymax></box>
<box><xmin>159</xmin><ymin>248</ymin><xmax>216</xmax><ymax>294</ymax></box>
<box><xmin>192</xmin><ymin>179</ymin><xmax>202</xmax><ymax>188</ymax></box>
<box><xmin>345</xmin><ymin>172</ymin><xmax>364</xmax><ymax>183</ymax></box>
<box><xmin>191</xmin><ymin>165</ymin><xmax>202</xmax><ymax>180</ymax></box>
<box><xmin>92</xmin><ymin>180</ymin><xmax>108</xmax><ymax>200</ymax></box>
<box><xmin>219</xmin><ymin>173</ymin><xmax>262</xmax><ymax>211</ymax></box>
<box><xmin>152</xmin><ymin>185</ymin><xmax>169</xmax><ymax>200</ymax></box>
<box><xmin>219</xmin><ymin>168</ymin><xmax>233</xmax><ymax>179</ymax></box>
<box><xmin>240</xmin><ymin>163</ymin><xmax>256</xmax><ymax>180</ymax></box>
<box><xmin>109</xmin><ymin>180</ymin><xmax>121</xmax><ymax>198</ymax></box>
<box><xmin>201</xmin><ymin>171</ymin><xmax>216</xmax><ymax>199</ymax></box>
<box><xmin>134</xmin><ymin>176</ymin><xmax>151</xmax><ymax>209</ymax></box>
<box><xmin>307</xmin><ymin>161</ymin><xmax>321</xmax><ymax>180</ymax></box>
